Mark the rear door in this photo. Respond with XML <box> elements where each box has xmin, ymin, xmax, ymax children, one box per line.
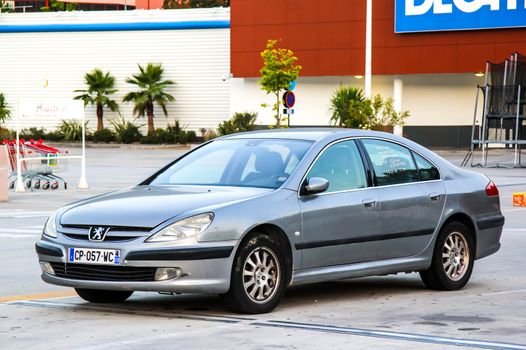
<box><xmin>298</xmin><ymin>139</ymin><xmax>380</xmax><ymax>268</ymax></box>
<box><xmin>359</xmin><ymin>138</ymin><xmax>445</xmax><ymax>260</ymax></box>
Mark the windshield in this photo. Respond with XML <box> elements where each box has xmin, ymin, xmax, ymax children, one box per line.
<box><xmin>150</xmin><ymin>138</ymin><xmax>313</xmax><ymax>189</ymax></box>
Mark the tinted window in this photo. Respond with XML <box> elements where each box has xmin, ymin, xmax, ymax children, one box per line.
<box><xmin>307</xmin><ymin>140</ymin><xmax>367</xmax><ymax>193</ymax></box>
<box><xmin>413</xmin><ymin>153</ymin><xmax>440</xmax><ymax>181</ymax></box>
<box><xmin>150</xmin><ymin>139</ymin><xmax>313</xmax><ymax>189</ymax></box>
<box><xmin>362</xmin><ymin>139</ymin><xmax>419</xmax><ymax>186</ymax></box>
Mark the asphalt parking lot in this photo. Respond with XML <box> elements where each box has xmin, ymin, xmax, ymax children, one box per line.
<box><xmin>1</xmin><ymin>146</ymin><xmax>526</xmax><ymax>350</ymax></box>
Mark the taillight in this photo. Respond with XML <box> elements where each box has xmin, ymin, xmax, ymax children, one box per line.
<box><xmin>486</xmin><ymin>181</ymin><xmax>499</xmax><ymax>197</ymax></box>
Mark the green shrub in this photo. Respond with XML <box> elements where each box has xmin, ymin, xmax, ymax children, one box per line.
<box><xmin>156</xmin><ymin>128</ymin><xmax>176</xmax><ymax>144</ymax></box>
<box><xmin>0</xmin><ymin>127</ymin><xmax>14</xmax><ymax>140</ymax></box>
<box><xmin>140</xmin><ymin>133</ymin><xmax>160</xmax><ymax>144</ymax></box>
<box><xmin>218</xmin><ymin>112</ymin><xmax>257</xmax><ymax>136</ymax></box>
<box><xmin>329</xmin><ymin>86</ymin><xmax>371</xmax><ymax>129</ymax></box>
<box><xmin>138</xmin><ymin>120</ymin><xmax>198</xmax><ymax>144</ymax></box>
<box><xmin>93</xmin><ymin>128</ymin><xmax>115</xmax><ymax>143</ymax></box>
<box><xmin>57</xmin><ymin>120</ymin><xmax>88</xmax><ymax>141</ymax></box>
<box><xmin>178</xmin><ymin>130</ymin><xmax>196</xmax><ymax>144</ymax></box>
<box><xmin>20</xmin><ymin>127</ymin><xmax>46</xmax><ymax>140</ymax></box>
<box><xmin>45</xmin><ymin>130</ymin><xmax>65</xmax><ymax>142</ymax></box>
<box><xmin>109</xmin><ymin>117</ymin><xmax>143</xmax><ymax>144</ymax></box>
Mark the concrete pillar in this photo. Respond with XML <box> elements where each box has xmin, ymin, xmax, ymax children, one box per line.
<box><xmin>0</xmin><ymin>146</ymin><xmax>9</xmax><ymax>202</ymax></box>
<box><xmin>393</xmin><ymin>78</ymin><xmax>404</xmax><ymax>137</ymax></box>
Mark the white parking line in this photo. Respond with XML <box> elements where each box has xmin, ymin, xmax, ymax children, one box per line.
<box><xmin>0</xmin><ymin>228</ymin><xmax>40</xmax><ymax>238</ymax></box>
<box><xmin>0</xmin><ymin>210</ymin><xmax>52</xmax><ymax>218</ymax></box>
<box><xmin>0</xmin><ymin>233</ymin><xmax>38</xmax><ymax>239</ymax></box>
<box><xmin>502</xmin><ymin>208</ymin><xmax>526</xmax><ymax>213</ymax></box>
<box><xmin>0</xmin><ymin>228</ymin><xmax>40</xmax><ymax>234</ymax></box>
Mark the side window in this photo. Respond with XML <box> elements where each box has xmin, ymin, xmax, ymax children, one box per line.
<box><xmin>307</xmin><ymin>140</ymin><xmax>367</xmax><ymax>193</ymax></box>
<box><xmin>362</xmin><ymin>139</ymin><xmax>419</xmax><ymax>186</ymax></box>
<box><xmin>413</xmin><ymin>153</ymin><xmax>440</xmax><ymax>181</ymax></box>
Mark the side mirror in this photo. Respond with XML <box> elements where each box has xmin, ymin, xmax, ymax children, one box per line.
<box><xmin>301</xmin><ymin>177</ymin><xmax>329</xmax><ymax>196</ymax></box>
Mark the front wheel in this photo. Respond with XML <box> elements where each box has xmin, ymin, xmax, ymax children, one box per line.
<box><xmin>223</xmin><ymin>233</ymin><xmax>287</xmax><ymax>314</ymax></box>
<box><xmin>420</xmin><ymin>222</ymin><xmax>474</xmax><ymax>291</ymax></box>
<box><xmin>75</xmin><ymin>288</ymin><xmax>133</xmax><ymax>303</ymax></box>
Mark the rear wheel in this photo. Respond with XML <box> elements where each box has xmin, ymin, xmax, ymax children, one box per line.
<box><xmin>75</xmin><ymin>288</ymin><xmax>133</xmax><ymax>303</ymax></box>
<box><xmin>420</xmin><ymin>222</ymin><xmax>474</xmax><ymax>290</ymax></box>
<box><xmin>223</xmin><ymin>233</ymin><xmax>287</xmax><ymax>314</ymax></box>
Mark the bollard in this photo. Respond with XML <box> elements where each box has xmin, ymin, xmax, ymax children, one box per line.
<box><xmin>0</xmin><ymin>146</ymin><xmax>8</xmax><ymax>202</ymax></box>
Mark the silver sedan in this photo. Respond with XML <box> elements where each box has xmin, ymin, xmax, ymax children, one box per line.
<box><xmin>35</xmin><ymin>129</ymin><xmax>504</xmax><ymax>313</ymax></box>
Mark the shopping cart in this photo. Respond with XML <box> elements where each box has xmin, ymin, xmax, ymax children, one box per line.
<box><xmin>3</xmin><ymin>139</ymin><xmax>68</xmax><ymax>190</ymax></box>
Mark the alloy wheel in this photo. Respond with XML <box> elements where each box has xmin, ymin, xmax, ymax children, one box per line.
<box><xmin>242</xmin><ymin>247</ymin><xmax>281</xmax><ymax>304</ymax></box>
<box><xmin>442</xmin><ymin>232</ymin><xmax>470</xmax><ymax>281</ymax></box>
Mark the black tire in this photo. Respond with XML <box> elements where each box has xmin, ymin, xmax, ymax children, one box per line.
<box><xmin>34</xmin><ymin>181</ymin><xmax>40</xmax><ymax>189</ymax></box>
<box><xmin>420</xmin><ymin>222</ymin><xmax>475</xmax><ymax>291</ymax></box>
<box><xmin>75</xmin><ymin>288</ymin><xmax>133</xmax><ymax>303</ymax></box>
<box><xmin>42</xmin><ymin>181</ymin><xmax>50</xmax><ymax>190</ymax></box>
<box><xmin>223</xmin><ymin>232</ymin><xmax>287</xmax><ymax>314</ymax></box>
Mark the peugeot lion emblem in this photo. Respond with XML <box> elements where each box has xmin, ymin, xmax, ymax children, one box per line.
<box><xmin>89</xmin><ymin>226</ymin><xmax>110</xmax><ymax>242</ymax></box>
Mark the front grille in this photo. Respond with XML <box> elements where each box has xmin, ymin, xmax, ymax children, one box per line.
<box><xmin>62</xmin><ymin>233</ymin><xmax>139</xmax><ymax>242</ymax></box>
<box><xmin>50</xmin><ymin>262</ymin><xmax>156</xmax><ymax>282</ymax></box>
<box><xmin>59</xmin><ymin>225</ymin><xmax>151</xmax><ymax>243</ymax></box>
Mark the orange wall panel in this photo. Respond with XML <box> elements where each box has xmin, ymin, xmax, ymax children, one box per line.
<box><xmin>231</xmin><ymin>0</ymin><xmax>526</xmax><ymax>77</ymax></box>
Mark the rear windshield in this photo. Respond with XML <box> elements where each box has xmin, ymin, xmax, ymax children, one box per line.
<box><xmin>150</xmin><ymin>138</ymin><xmax>313</xmax><ymax>189</ymax></box>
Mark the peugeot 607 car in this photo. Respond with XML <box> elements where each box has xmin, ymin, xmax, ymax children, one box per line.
<box><xmin>35</xmin><ymin>129</ymin><xmax>504</xmax><ymax>314</ymax></box>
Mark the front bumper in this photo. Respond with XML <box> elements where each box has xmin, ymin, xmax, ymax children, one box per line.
<box><xmin>35</xmin><ymin>239</ymin><xmax>237</xmax><ymax>294</ymax></box>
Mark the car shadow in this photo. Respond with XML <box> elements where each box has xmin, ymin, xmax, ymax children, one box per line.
<box><xmin>70</xmin><ymin>274</ymin><xmax>436</xmax><ymax>316</ymax></box>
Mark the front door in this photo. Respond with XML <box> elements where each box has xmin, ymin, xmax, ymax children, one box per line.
<box><xmin>299</xmin><ymin>139</ymin><xmax>381</xmax><ymax>269</ymax></box>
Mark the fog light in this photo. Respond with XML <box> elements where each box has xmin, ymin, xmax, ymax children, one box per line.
<box><xmin>155</xmin><ymin>267</ymin><xmax>182</xmax><ymax>281</ymax></box>
<box><xmin>39</xmin><ymin>261</ymin><xmax>55</xmax><ymax>275</ymax></box>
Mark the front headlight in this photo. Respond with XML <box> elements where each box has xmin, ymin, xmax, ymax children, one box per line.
<box><xmin>146</xmin><ymin>213</ymin><xmax>214</xmax><ymax>243</ymax></box>
<box><xmin>43</xmin><ymin>211</ymin><xmax>58</xmax><ymax>238</ymax></box>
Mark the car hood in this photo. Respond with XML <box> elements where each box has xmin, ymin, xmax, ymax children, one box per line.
<box><xmin>59</xmin><ymin>185</ymin><xmax>273</xmax><ymax>228</ymax></box>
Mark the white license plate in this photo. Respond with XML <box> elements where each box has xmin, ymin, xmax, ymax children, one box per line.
<box><xmin>68</xmin><ymin>247</ymin><xmax>121</xmax><ymax>265</ymax></box>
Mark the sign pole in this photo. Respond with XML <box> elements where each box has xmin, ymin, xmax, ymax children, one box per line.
<box><xmin>15</xmin><ymin>100</ymin><xmax>25</xmax><ymax>193</ymax></box>
<box><xmin>78</xmin><ymin>106</ymin><xmax>88</xmax><ymax>189</ymax></box>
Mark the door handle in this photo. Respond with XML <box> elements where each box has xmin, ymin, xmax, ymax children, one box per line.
<box><xmin>362</xmin><ymin>199</ymin><xmax>376</xmax><ymax>208</ymax></box>
<box><xmin>429</xmin><ymin>193</ymin><xmax>441</xmax><ymax>201</ymax></box>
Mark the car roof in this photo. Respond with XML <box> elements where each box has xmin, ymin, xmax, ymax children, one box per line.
<box><xmin>221</xmin><ymin>128</ymin><xmax>384</xmax><ymax>142</ymax></box>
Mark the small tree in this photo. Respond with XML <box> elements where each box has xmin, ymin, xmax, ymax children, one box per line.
<box><xmin>74</xmin><ymin>69</ymin><xmax>120</xmax><ymax>131</ymax></box>
<box><xmin>0</xmin><ymin>93</ymin><xmax>11</xmax><ymax>125</ymax></box>
<box><xmin>259</xmin><ymin>39</ymin><xmax>302</xmax><ymax>128</ymax></box>
<box><xmin>369</xmin><ymin>94</ymin><xmax>409</xmax><ymax>128</ymax></box>
<box><xmin>123</xmin><ymin>63</ymin><xmax>175</xmax><ymax>136</ymax></box>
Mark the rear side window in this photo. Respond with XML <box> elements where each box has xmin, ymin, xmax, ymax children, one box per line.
<box><xmin>413</xmin><ymin>153</ymin><xmax>440</xmax><ymax>181</ymax></box>
<box><xmin>361</xmin><ymin>139</ymin><xmax>419</xmax><ymax>186</ymax></box>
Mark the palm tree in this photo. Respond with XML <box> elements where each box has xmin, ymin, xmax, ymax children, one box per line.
<box><xmin>123</xmin><ymin>63</ymin><xmax>175</xmax><ymax>135</ymax></box>
<box><xmin>74</xmin><ymin>69</ymin><xmax>120</xmax><ymax>131</ymax></box>
<box><xmin>0</xmin><ymin>93</ymin><xmax>11</xmax><ymax>125</ymax></box>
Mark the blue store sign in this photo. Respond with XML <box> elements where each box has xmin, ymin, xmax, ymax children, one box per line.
<box><xmin>395</xmin><ymin>0</ymin><xmax>526</xmax><ymax>33</ymax></box>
